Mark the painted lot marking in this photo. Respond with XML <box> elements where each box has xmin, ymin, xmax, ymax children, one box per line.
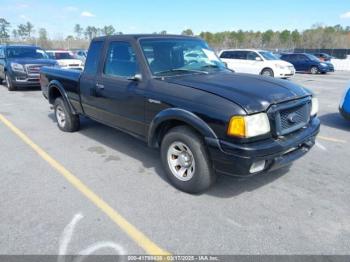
<box><xmin>318</xmin><ymin>135</ymin><xmax>347</xmax><ymax>143</ymax></box>
<box><xmin>0</xmin><ymin>114</ymin><xmax>169</xmax><ymax>255</ymax></box>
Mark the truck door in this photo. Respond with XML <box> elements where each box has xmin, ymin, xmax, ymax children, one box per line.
<box><xmin>93</xmin><ymin>40</ymin><xmax>146</xmax><ymax>138</ymax></box>
<box><xmin>80</xmin><ymin>40</ymin><xmax>104</xmax><ymax>119</ymax></box>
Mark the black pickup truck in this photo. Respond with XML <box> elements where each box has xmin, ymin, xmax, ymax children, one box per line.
<box><xmin>40</xmin><ymin>35</ymin><xmax>320</xmax><ymax>193</ymax></box>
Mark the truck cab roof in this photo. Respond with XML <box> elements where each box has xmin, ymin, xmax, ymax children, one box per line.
<box><xmin>92</xmin><ymin>34</ymin><xmax>199</xmax><ymax>42</ymax></box>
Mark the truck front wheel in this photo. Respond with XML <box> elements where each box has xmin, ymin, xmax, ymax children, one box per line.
<box><xmin>161</xmin><ymin>126</ymin><xmax>216</xmax><ymax>194</ymax></box>
<box><xmin>54</xmin><ymin>97</ymin><xmax>80</xmax><ymax>132</ymax></box>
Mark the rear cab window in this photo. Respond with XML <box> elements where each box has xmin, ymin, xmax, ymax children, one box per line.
<box><xmin>84</xmin><ymin>41</ymin><xmax>103</xmax><ymax>75</ymax></box>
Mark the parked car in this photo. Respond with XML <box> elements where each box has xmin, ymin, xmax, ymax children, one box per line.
<box><xmin>0</xmin><ymin>44</ymin><xmax>57</xmax><ymax>91</ymax></box>
<box><xmin>40</xmin><ymin>35</ymin><xmax>320</xmax><ymax>193</ymax></box>
<box><xmin>218</xmin><ymin>49</ymin><xmax>295</xmax><ymax>78</ymax></box>
<box><xmin>339</xmin><ymin>85</ymin><xmax>350</xmax><ymax>120</ymax></box>
<box><xmin>280</xmin><ymin>53</ymin><xmax>334</xmax><ymax>74</ymax></box>
<box><xmin>71</xmin><ymin>49</ymin><xmax>87</xmax><ymax>63</ymax></box>
<box><xmin>46</xmin><ymin>50</ymin><xmax>84</xmax><ymax>70</ymax></box>
<box><xmin>313</xmin><ymin>52</ymin><xmax>333</xmax><ymax>62</ymax></box>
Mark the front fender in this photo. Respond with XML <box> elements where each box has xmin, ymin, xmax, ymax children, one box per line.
<box><xmin>48</xmin><ymin>80</ymin><xmax>76</xmax><ymax>114</ymax></box>
<box><xmin>147</xmin><ymin>108</ymin><xmax>218</xmax><ymax>147</ymax></box>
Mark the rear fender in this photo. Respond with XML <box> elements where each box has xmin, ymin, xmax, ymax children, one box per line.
<box><xmin>48</xmin><ymin>80</ymin><xmax>77</xmax><ymax>114</ymax></box>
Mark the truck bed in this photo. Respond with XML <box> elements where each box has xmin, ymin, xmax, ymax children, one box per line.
<box><xmin>40</xmin><ymin>66</ymin><xmax>83</xmax><ymax>113</ymax></box>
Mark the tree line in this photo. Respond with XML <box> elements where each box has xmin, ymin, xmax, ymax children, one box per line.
<box><xmin>0</xmin><ymin>18</ymin><xmax>119</xmax><ymax>49</ymax></box>
<box><xmin>1</xmin><ymin>18</ymin><xmax>350</xmax><ymax>51</ymax></box>
<box><xmin>195</xmin><ymin>25</ymin><xmax>350</xmax><ymax>51</ymax></box>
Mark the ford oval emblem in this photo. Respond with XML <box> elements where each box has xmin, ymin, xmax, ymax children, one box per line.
<box><xmin>288</xmin><ymin>113</ymin><xmax>298</xmax><ymax>123</ymax></box>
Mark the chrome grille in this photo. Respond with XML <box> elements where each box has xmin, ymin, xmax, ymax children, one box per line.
<box><xmin>26</xmin><ymin>64</ymin><xmax>43</xmax><ymax>74</ymax></box>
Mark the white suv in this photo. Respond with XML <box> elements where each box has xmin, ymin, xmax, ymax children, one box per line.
<box><xmin>219</xmin><ymin>49</ymin><xmax>295</xmax><ymax>78</ymax></box>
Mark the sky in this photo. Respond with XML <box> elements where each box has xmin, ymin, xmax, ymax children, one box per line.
<box><xmin>1</xmin><ymin>0</ymin><xmax>350</xmax><ymax>38</ymax></box>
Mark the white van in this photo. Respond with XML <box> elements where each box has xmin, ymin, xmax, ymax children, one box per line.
<box><xmin>218</xmin><ymin>49</ymin><xmax>295</xmax><ymax>78</ymax></box>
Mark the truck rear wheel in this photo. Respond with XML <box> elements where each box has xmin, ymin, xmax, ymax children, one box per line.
<box><xmin>160</xmin><ymin>126</ymin><xmax>216</xmax><ymax>194</ymax></box>
<box><xmin>54</xmin><ymin>97</ymin><xmax>80</xmax><ymax>132</ymax></box>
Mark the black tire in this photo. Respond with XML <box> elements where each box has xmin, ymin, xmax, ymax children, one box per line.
<box><xmin>160</xmin><ymin>126</ymin><xmax>216</xmax><ymax>194</ymax></box>
<box><xmin>261</xmin><ymin>68</ymin><xmax>274</xmax><ymax>77</ymax></box>
<box><xmin>54</xmin><ymin>97</ymin><xmax>80</xmax><ymax>132</ymax></box>
<box><xmin>310</xmin><ymin>66</ymin><xmax>319</xmax><ymax>74</ymax></box>
<box><xmin>5</xmin><ymin>73</ymin><xmax>16</xmax><ymax>91</ymax></box>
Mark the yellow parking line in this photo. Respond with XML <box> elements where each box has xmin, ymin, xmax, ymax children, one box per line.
<box><xmin>318</xmin><ymin>135</ymin><xmax>347</xmax><ymax>143</ymax></box>
<box><xmin>0</xmin><ymin>114</ymin><xmax>169</xmax><ymax>255</ymax></box>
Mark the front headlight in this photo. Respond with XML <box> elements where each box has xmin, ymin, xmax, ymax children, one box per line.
<box><xmin>275</xmin><ymin>64</ymin><xmax>286</xmax><ymax>69</ymax></box>
<box><xmin>11</xmin><ymin>63</ymin><xmax>25</xmax><ymax>73</ymax></box>
<box><xmin>320</xmin><ymin>62</ymin><xmax>327</xmax><ymax>67</ymax></box>
<box><xmin>227</xmin><ymin>113</ymin><xmax>270</xmax><ymax>138</ymax></box>
<box><xmin>311</xmin><ymin>97</ymin><xmax>319</xmax><ymax>116</ymax></box>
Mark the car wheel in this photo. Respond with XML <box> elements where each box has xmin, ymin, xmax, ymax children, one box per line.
<box><xmin>261</xmin><ymin>68</ymin><xmax>274</xmax><ymax>77</ymax></box>
<box><xmin>54</xmin><ymin>97</ymin><xmax>80</xmax><ymax>132</ymax></box>
<box><xmin>5</xmin><ymin>73</ymin><xmax>16</xmax><ymax>91</ymax></box>
<box><xmin>161</xmin><ymin>126</ymin><xmax>216</xmax><ymax>194</ymax></box>
<box><xmin>310</xmin><ymin>66</ymin><xmax>319</xmax><ymax>74</ymax></box>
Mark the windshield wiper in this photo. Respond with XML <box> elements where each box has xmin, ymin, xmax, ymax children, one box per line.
<box><xmin>154</xmin><ymin>68</ymin><xmax>208</xmax><ymax>76</ymax></box>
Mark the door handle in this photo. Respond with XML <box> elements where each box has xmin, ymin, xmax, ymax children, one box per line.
<box><xmin>96</xmin><ymin>83</ymin><xmax>104</xmax><ymax>90</ymax></box>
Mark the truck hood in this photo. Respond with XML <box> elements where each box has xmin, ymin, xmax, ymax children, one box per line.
<box><xmin>164</xmin><ymin>72</ymin><xmax>310</xmax><ymax>114</ymax></box>
<box><xmin>7</xmin><ymin>58</ymin><xmax>57</xmax><ymax>66</ymax></box>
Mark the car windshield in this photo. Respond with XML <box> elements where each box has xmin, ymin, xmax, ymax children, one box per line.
<box><xmin>306</xmin><ymin>54</ymin><xmax>320</xmax><ymax>62</ymax></box>
<box><xmin>52</xmin><ymin>52</ymin><xmax>76</xmax><ymax>60</ymax></box>
<box><xmin>6</xmin><ymin>47</ymin><xmax>48</xmax><ymax>59</ymax></box>
<box><xmin>140</xmin><ymin>38</ymin><xmax>228</xmax><ymax>76</ymax></box>
<box><xmin>259</xmin><ymin>51</ymin><xmax>279</xmax><ymax>60</ymax></box>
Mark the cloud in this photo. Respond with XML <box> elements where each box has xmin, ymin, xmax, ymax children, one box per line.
<box><xmin>81</xmin><ymin>11</ymin><xmax>95</xmax><ymax>17</ymax></box>
<box><xmin>19</xmin><ymin>14</ymin><xmax>27</xmax><ymax>20</ymax></box>
<box><xmin>340</xmin><ymin>11</ymin><xmax>350</xmax><ymax>19</ymax></box>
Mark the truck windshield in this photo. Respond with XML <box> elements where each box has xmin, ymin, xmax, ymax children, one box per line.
<box><xmin>6</xmin><ymin>47</ymin><xmax>49</xmax><ymax>59</ymax></box>
<box><xmin>140</xmin><ymin>38</ymin><xmax>227</xmax><ymax>76</ymax></box>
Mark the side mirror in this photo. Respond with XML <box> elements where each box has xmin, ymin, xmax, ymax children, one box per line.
<box><xmin>128</xmin><ymin>73</ymin><xmax>142</xmax><ymax>81</ymax></box>
<box><xmin>255</xmin><ymin>57</ymin><xmax>262</xmax><ymax>61</ymax></box>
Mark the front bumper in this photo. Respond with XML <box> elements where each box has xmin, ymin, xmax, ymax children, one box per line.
<box><xmin>275</xmin><ymin>67</ymin><xmax>295</xmax><ymax>78</ymax></box>
<box><xmin>9</xmin><ymin>71</ymin><xmax>40</xmax><ymax>87</ymax></box>
<box><xmin>205</xmin><ymin>117</ymin><xmax>320</xmax><ymax>176</ymax></box>
<box><xmin>319</xmin><ymin>66</ymin><xmax>332</xmax><ymax>73</ymax></box>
